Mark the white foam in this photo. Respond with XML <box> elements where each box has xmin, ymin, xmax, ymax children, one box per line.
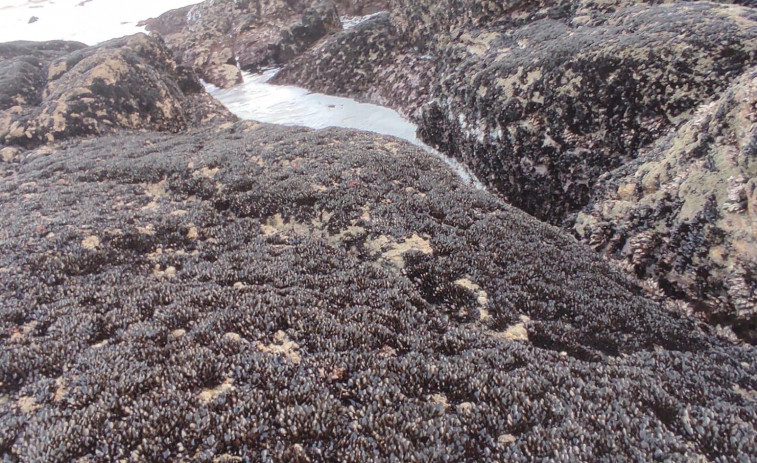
<box><xmin>341</xmin><ymin>11</ymin><xmax>384</xmax><ymax>30</ymax></box>
<box><xmin>0</xmin><ymin>0</ymin><xmax>200</xmax><ymax>45</ymax></box>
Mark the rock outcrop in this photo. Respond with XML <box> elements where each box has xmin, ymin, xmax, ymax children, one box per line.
<box><xmin>0</xmin><ymin>34</ymin><xmax>230</xmax><ymax>150</ymax></box>
<box><xmin>279</xmin><ymin>1</ymin><xmax>757</xmax><ymax>222</ymax></box>
<box><xmin>2</xmin><ymin>118</ymin><xmax>756</xmax><ymax>461</ymax></box>
<box><xmin>575</xmin><ymin>67</ymin><xmax>757</xmax><ymax>342</ymax></box>
<box><xmin>267</xmin><ymin>1</ymin><xmax>342</xmax><ymax>66</ymax></box>
<box><xmin>142</xmin><ymin>0</ymin><xmax>373</xmax><ymax>88</ymax></box>
<box><xmin>272</xmin><ymin>0</ymin><xmax>757</xmax><ymax>340</ymax></box>
<box><xmin>1</xmin><ymin>21</ymin><xmax>756</xmax><ymax>460</ymax></box>
<box><xmin>0</xmin><ymin>41</ymin><xmax>87</xmax><ymax>111</ymax></box>
<box><xmin>417</xmin><ymin>2</ymin><xmax>757</xmax><ymax>224</ymax></box>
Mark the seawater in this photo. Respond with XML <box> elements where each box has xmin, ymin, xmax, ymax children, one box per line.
<box><xmin>207</xmin><ymin>69</ymin><xmax>484</xmax><ymax>189</ymax></box>
<box><xmin>0</xmin><ymin>2</ymin><xmax>483</xmax><ymax>188</ymax></box>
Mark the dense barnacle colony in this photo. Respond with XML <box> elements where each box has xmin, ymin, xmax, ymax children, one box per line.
<box><xmin>1</xmin><ymin>5</ymin><xmax>757</xmax><ymax>461</ymax></box>
<box><xmin>1</xmin><ymin>120</ymin><xmax>755</xmax><ymax>462</ymax></box>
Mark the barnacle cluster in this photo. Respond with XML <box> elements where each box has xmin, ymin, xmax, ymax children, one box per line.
<box><xmin>270</xmin><ymin>0</ymin><xmax>757</xmax><ymax>344</ymax></box>
<box><xmin>575</xmin><ymin>66</ymin><xmax>757</xmax><ymax>343</ymax></box>
<box><xmin>1</xmin><ymin>122</ymin><xmax>755</xmax><ymax>461</ymax></box>
<box><xmin>0</xmin><ymin>34</ymin><xmax>231</xmax><ymax>150</ymax></box>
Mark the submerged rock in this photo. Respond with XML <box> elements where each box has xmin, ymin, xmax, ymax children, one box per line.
<box><xmin>1</xmin><ymin>120</ymin><xmax>755</xmax><ymax>461</ymax></box>
<box><xmin>0</xmin><ymin>34</ymin><xmax>231</xmax><ymax>149</ymax></box>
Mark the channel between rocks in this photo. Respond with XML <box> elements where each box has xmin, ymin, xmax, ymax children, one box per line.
<box><xmin>205</xmin><ymin>65</ymin><xmax>485</xmax><ymax>190</ymax></box>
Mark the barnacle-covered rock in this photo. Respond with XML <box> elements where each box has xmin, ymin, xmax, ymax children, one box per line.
<box><xmin>575</xmin><ymin>66</ymin><xmax>757</xmax><ymax>342</ymax></box>
<box><xmin>0</xmin><ymin>41</ymin><xmax>87</xmax><ymax>111</ymax></box>
<box><xmin>142</xmin><ymin>0</ymin><xmax>377</xmax><ymax>87</ymax></box>
<box><xmin>0</xmin><ymin>34</ymin><xmax>232</xmax><ymax>149</ymax></box>
<box><xmin>266</xmin><ymin>1</ymin><xmax>342</xmax><ymax>66</ymax></box>
<box><xmin>278</xmin><ymin>0</ymin><xmax>757</xmax><ymax>225</ymax></box>
<box><xmin>418</xmin><ymin>1</ymin><xmax>757</xmax><ymax>224</ymax></box>
<box><xmin>1</xmin><ymin>119</ymin><xmax>755</xmax><ymax>461</ymax></box>
<box><xmin>272</xmin><ymin>12</ymin><xmax>435</xmax><ymax>120</ymax></box>
<box><xmin>271</xmin><ymin>0</ymin><xmax>757</xmax><ymax>342</ymax></box>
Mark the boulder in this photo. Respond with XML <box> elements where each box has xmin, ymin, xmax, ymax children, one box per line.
<box><xmin>1</xmin><ymin>120</ymin><xmax>755</xmax><ymax>460</ymax></box>
<box><xmin>575</xmin><ymin>67</ymin><xmax>757</xmax><ymax>341</ymax></box>
<box><xmin>0</xmin><ymin>34</ymin><xmax>232</xmax><ymax>149</ymax></box>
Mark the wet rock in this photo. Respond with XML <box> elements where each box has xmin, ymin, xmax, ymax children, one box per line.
<box><xmin>575</xmin><ymin>67</ymin><xmax>757</xmax><ymax>342</ymax></box>
<box><xmin>417</xmin><ymin>2</ymin><xmax>757</xmax><ymax>225</ymax></box>
<box><xmin>0</xmin><ymin>119</ymin><xmax>755</xmax><ymax>460</ymax></box>
<box><xmin>143</xmin><ymin>0</ymin><xmax>365</xmax><ymax>87</ymax></box>
<box><xmin>273</xmin><ymin>12</ymin><xmax>435</xmax><ymax>120</ymax></box>
<box><xmin>266</xmin><ymin>1</ymin><xmax>342</xmax><ymax>66</ymax></box>
<box><xmin>0</xmin><ymin>34</ymin><xmax>232</xmax><ymax>149</ymax></box>
<box><xmin>275</xmin><ymin>0</ymin><xmax>757</xmax><ymax>340</ymax></box>
<box><xmin>284</xmin><ymin>1</ymin><xmax>757</xmax><ymax>222</ymax></box>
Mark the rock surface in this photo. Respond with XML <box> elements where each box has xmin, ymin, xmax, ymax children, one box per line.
<box><xmin>0</xmin><ymin>34</ymin><xmax>230</xmax><ymax>149</ymax></box>
<box><xmin>0</xmin><ymin>41</ymin><xmax>87</xmax><ymax>112</ymax></box>
<box><xmin>280</xmin><ymin>1</ymin><xmax>757</xmax><ymax>222</ymax></box>
<box><xmin>273</xmin><ymin>0</ymin><xmax>757</xmax><ymax>340</ymax></box>
<box><xmin>142</xmin><ymin>0</ymin><xmax>379</xmax><ymax>88</ymax></box>
<box><xmin>272</xmin><ymin>12</ymin><xmax>435</xmax><ymax>120</ymax></box>
<box><xmin>575</xmin><ymin>67</ymin><xmax>757</xmax><ymax>342</ymax></box>
<box><xmin>1</xmin><ymin>118</ymin><xmax>756</xmax><ymax>461</ymax></box>
<box><xmin>267</xmin><ymin>1</ymin><xmax>342</xmax><ymax>66</ymax></box>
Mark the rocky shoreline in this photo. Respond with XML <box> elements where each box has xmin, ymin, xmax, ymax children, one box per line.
<box><xmin>272</xmin><ymin>0</ymin><xmax>757</xmax><ymax>342</ymax></box>
<box><xmin>0</xmin><ymin>0</ymin><xmax>756</xmax><ymax>461</ymax></box>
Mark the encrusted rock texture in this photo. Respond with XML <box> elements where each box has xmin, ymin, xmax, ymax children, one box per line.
<box><xmin>272</xmin><ymin>12</ymin><xmax>436</xmax><ymax>120</ymax></box>
<box><xmin>0</xmin><ymin>34</ymin><xmax>231</xmax><ymax>150</ymax></box>
<box><xmin>575</xmin><ymin>67</ymin><xmax>757</xmax><ymax>342</ymax></box>
<box><xmin>1</xmin><ymin>2</ymin><xmax>756</xmax><ymax>459</ymax></box>
<box><xmin>272</xmin><ymin>0</ymin><xmax>757</xmax><ymax>341</ymax></box>
<box><xmin>141</xmin><ymin>0</ymin><xmax>388</xmax><ymax>88</ymax></box>
<box><xmin>1</xmin><ymin>117</ymin><xmax>756</xmax><ymax>461</ymax></box>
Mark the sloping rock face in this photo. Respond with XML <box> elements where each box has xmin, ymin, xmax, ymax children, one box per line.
<box><xmin>0</xmin><ymin>34</ymin><xmax>230</xmax><ymax>149</ymax></box>
<box><xmin>281</xmin><ymin>1</ymin><xmax>757</xmax><ymax>222</ymax></box>
<box><xmin>0</xmin><ymin>41</ymin><xmax>87</xmax><ymax>111</ymax></box>
<box><xmin>1</xmin><ymin>119</ymin><xmax>756</xmax><ymax>461</ymax></box>
<box><xmin>142</xmin><ymin>0</ymin><xmax>371</xmax><ymax>88</ymax></box>
<box><xmin>272</xmin><ymin>12</ymin><xmax>436</xmax><ymax>119</ymax></box>
<box><xmin>267</xmin><ymin>1</ymin><xmax>342</xmax><ymax>65</ymax></box>
<box><xmin>143</xmin><ymin>0</ymin><xmax>302</xmax><ymax>88</ymax></box>
<box><xmin>274</xmin><ymin>0</ymin><xmax>757</xmax><ymax>340</ymax></box>
<box><xmin>575</xmin><ymin>67</ymin><xmax>757</xmax><ymax>342</ymax></box>
<box><xmin>417</xmin><ymin>2</ymin><xmax>757</xmax><ymax>224</ymax></box>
